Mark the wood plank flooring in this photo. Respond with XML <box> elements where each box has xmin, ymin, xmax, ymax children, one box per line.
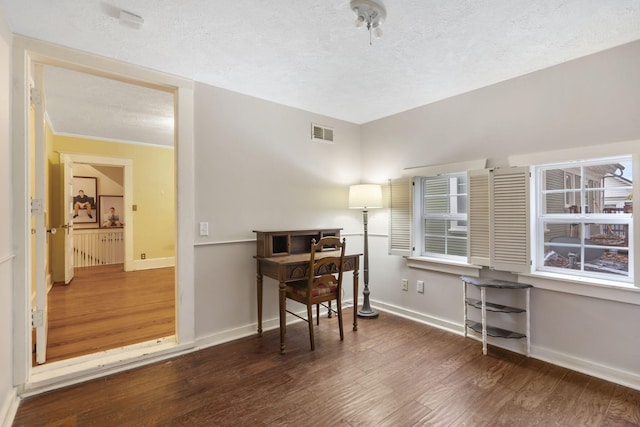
<box><xmin>40</xmin><ymin>264</ymin><xmax>175</xmax><ymax>364</ymax></box>
<box><xmin>17</xmin><ymin>309</ymin><xmax>640</xmax><ymax>426</ymax></box>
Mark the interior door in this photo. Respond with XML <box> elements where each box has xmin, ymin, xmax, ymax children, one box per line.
<box><xmin>33</xmin><ymin>64</ymin><xmax>48</xmax><ymax>365</ymax></box>
<box><xmin>60</xmin><ymin>153</ymin><xmax>75</xmax><ymax>284</ymax></box>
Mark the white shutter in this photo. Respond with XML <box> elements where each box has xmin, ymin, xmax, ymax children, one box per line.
<box><xmin>491</xmin><ymin>167</ymin><xmax>530</xmax><ymax>273</ymax></box>
<box><xmin>389</xmin><ymin>177</ymin><xmax>412</xmax><ymax>256</ymax></box>
<box><xmin>468</xmin><ymin>169</ymin><xmax>491</xmax><ymax>266</ymax></box>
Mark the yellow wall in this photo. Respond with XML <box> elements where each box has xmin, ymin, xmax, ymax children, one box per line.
<box><xmin>46</xmin><ymin>122</ymin><xmax>64</xmax><ymax>281</ymax></box>
<box><xmin>48</xmin><ymin>134</ymin><xmax>175</xmax><ymax>280</ymax></box>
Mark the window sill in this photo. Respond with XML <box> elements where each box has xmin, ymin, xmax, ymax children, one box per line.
<box><xmin>407</xmin><ymin>256</ymin><xmax>482</xmax><ymax>276</ymax></box>
<box><xmin>517</xmin><ymin>271</ymin><xmax>640</xmax><ymax>305</ymax></box>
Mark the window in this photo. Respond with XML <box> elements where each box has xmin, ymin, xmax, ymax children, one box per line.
<box><xmin>389</xmin><ymin>164</ymin><xmax>528</xmax><ymax>273</ymax></box>
<box><xmin>417</xmin><ymin>173</ymin><xmax>468</xmax><ymax>260</ymax></box>
<box><xmin>535</xmin><ymin>156</ymin><xmax>633</xmax><ymax>283</ymax></box>
<box><xmin>388</xmin><ymin>159</ymin><xmax>532</xmax><ymax>273</ymax></box>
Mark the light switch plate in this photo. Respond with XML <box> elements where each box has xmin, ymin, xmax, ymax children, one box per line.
<box><xmin>199</xmin><ymin>222</ymin><xmax>209</xmax><ymax>236</ymax></box>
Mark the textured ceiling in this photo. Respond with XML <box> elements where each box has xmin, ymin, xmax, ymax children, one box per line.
<box><xmin>2</xmin><ymin>0</ymin><xmax>640</xmax><ymax>145</ymax></box>
<box><xmin>44</xmin><ymin>66</ymin><xmax>175</xmax><ymax>146</ymax></box>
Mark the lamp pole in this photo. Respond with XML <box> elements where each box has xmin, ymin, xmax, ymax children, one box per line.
<box><xmin>349</xmin><ymin>184</ymin><xmax>382</xmax><ymax>319</ymax></box>
<box><xmin>358</xmin><ymin>208</ymin><xmax>378</xmax><ymax>318</ymax></box>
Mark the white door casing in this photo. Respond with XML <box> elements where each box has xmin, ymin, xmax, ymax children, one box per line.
<box><xmin>12</xmin><ymin>35</ymin><xmax>195</xmax><ymax>390</ymax></box>
<box><xmin>32</xmin><ymin>64</ymin><xmax>48</xmax><ymax>365</ymax></box>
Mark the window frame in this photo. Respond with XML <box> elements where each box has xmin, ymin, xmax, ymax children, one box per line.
<box><xmin>416</xmin><ymin>172</ymin><xmax>469</xmax><ymax>261</ymax></box>
<box><xmin>534</xmin><ymin>156</ymin><xmax>634</xmax><ymax>284</ymax></box>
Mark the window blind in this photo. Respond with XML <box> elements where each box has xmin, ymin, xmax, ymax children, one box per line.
<box><xmin>468</xmin><ymin>169</ymin><xmax>491</xmax><ymax>266</ymax></box>
<box><xmin>491</xmin><ymin>167</ymin><xmax>530</xmax><ymax>273</ymax></box>
<box><xmin>388</xmin><ymin>177</ymin><xmax>412</xmax><ymax>256</ymax></box>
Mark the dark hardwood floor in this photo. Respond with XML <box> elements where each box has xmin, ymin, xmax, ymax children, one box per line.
<box><xmin>39</xmin><ymin>264</ymin><xmax>175</xmax><ymax>365</ymax></box>
<box><xmin>17</xmin><ymin>309</ymin><xmax>640</xmax><ymax>426</ymax></box>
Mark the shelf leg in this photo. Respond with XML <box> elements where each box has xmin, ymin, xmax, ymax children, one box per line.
<box><xmin>526</xmin><ymin>287</ymin><xmax>531</xmax><ymax>357</ymax></box>
<box><xmin>463</xmin><ymin>281</ymin><xmax>468</xmax><ymax>338</ymax></box>
<box><xmin>481</xmin><ymin>287</ymin><xmax>487</xmax><ymax>355</ymax></box>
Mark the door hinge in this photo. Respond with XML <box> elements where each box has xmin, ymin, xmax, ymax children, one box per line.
<box><xmin>30</xmin><ymin>87</ymin><xmax>42</xmax><ymax>106</ymax></box>
<box><xmin>32</xmin><ymin>309</ymin><xmax>44</xmax><ymax>327</ymax></box>
<box><xmin>31</xmin><ymin>198</ymin><xmax>43</xmax><ymax>215</ymax></box>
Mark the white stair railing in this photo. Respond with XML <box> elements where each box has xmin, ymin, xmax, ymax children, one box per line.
<box><xmin>73</xmin><ymin>229</ymin><xmax>124</xmax><ymax>267</ymax></box>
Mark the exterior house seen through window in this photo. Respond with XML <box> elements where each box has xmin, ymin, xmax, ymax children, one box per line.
<box><xmin>535</xmin><ymin>156</ymin><xmax>633</xmax><ymax>283</ymax></box>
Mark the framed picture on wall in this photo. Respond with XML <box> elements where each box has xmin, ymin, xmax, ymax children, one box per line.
<box><xmin>72</xmin><ymin>176</ymin><xmax>98</xmax><ymax>224</ymax></box>
<box><xmin>99</xmin><ymin>195</ymin><xmax>124</xmax><ymax>228</ymax></box>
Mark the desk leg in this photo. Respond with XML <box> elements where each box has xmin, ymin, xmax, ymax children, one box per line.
<box><xmin>279</xmin><ymin>280</ymin><xmax>286</xmax><ymax>354</ymax></box>
<box><xmin>353</xmin><ymin>267</ymin><xmax>359</xmax><ymax>331</ymax></box>
<box><xmin>256</xmin><ymin>270</ymin><xmax>263</xmax><ymax>336</ymax></box>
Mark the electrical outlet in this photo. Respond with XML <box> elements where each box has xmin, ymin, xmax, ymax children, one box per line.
<box><xmin>417</xmin><ymin>280</ymin><xmax>424</xmax><ymax>293</ymax></box>
<box><xmin>141</xmin><ymin>253</ymin><xmax>146</xmax><ymax>260</ymax></box>
<box><xmin>401</xmin><ymin>278</ymin><xmax>408</xmax><ymax>291</ymax></box>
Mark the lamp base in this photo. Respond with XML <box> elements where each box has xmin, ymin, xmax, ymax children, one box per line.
<box><xmin>357</xmin><ymin>308</ymin><xmax>379</xmax><ymax>319</ymax></box>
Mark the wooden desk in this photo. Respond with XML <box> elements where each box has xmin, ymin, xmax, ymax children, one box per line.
<box><xmin>255</xmin><ymin>251</ymin><xmax>361</xmax><ymax>354</ymax></box>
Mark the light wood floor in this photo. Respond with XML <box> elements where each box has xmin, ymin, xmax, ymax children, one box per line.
<box><xmin>17</xmin><ymin>308</ymin><xmax>640</xmax><ymax>426</ymax></box>
<box><xmin>38</xmin><ymin>264</ymin><xmax>175</xmax><ymax>365</ymax></box>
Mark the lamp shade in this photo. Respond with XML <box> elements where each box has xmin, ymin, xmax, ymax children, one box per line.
<box><xmin>349</xmin><ymin>184</ymin><xmax>382</xmax><ymax>209</ymax></box>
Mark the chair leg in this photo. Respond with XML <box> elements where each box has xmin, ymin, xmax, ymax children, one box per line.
<box><xmin>307</xmin><ymin>304</ymin><xmax>315</xmax><ymax>350</ymax></box>
<box><xmin>316</xmin><ymin>303</ymin><xmax>320</xmax><ymax>325</ymax></box>
<box><xmin>337</xmin><ymin>297</ymin><xmax>344</xmax><ymax>341</ymax></box>
<box><xmin>327</xmin><ymin>300</ymin><xmax>332</xmax><ymax>318</ymax></box>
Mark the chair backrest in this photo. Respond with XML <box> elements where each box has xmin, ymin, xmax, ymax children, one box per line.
<box><xmin>306</xmin><ymin>237</ymin><xmax>346</xmax><ymax>300</ymax></box>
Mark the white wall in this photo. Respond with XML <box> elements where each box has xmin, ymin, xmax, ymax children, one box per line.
<box><xmin>192</xmin><ymin>82</ymin><xmax>364</xmax><ymax>343</ymax></box>
<box><xmin>0</xmin><ymin>9</ymin><xmax>16</xmax><ymax>426</ymax></box>
<box><xmin>360</xmin><ymin>40</ymin><xmax>640</xmax><ymax>387</ymax></box>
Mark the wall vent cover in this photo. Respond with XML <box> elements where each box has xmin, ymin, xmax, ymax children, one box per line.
<box><xmin>311</xmin><ymin>123</ymin><xmax>334</xmax><ymax>143</ymax></box>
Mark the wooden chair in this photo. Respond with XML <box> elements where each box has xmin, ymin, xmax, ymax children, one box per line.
<box><xmin>285</xmin><ymin>237</ymin><xmax>346</xmax><ymax>350</ymax></box>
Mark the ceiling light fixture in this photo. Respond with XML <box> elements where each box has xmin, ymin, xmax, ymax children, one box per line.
<box><xmin>350</xmin><ymin>0</ymin><xmax>386</xmax><ymax>45</ymax></box>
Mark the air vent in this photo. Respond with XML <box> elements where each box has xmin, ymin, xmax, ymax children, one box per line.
<box><xmin>311</xmin><ymin>123</ymin><xmax>334</xmax><ymax>143</ymax></box>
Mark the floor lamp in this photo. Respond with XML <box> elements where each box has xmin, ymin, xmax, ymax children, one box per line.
<box><xmin>349</xmin><ymin>184</ymin><xmax>382</xmax><ymax>319</ymax></box>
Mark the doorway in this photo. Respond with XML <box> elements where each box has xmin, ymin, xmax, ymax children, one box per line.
<box><xmin>33</xmin><ymin>65</ymin><xmax>177</xmax><ymax>366</ymax></box>
<box><xmin>12</xmin><ymin>36</ymin><xmax>196</xmax><ymax>389</ymax></box>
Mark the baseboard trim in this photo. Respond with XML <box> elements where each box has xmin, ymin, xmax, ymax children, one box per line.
<box><xmin>131</xmin><ymin>256</ymin><xmax>175</xmax><ymax>271</ymax></box>
<box><xmin>195</xmin><ymin>302</ymin><xmax>357</xmax><ymax>350</ymax></box>
<box><xmin>0</xmin><ymin>387</ymin><xmax>19</xmax><ymax>427</ymax></box>
<box><xmin>371</xmin><ymin>300</ymin><xmax>640</xmax><ymax>391</ymax></box>
<box><xmin>195</xmin><ymin>312</ymin><xmax>309</xmax><ymax>350</ymax></box>
<box><xmin>371</xmin><ymin>300</ymin><xmax>464</xmax><ymax>336</ymax></box>
<box><xmin>532</xmin><ymin>345</ymin><xmax>640</xmax><ymax>391</ymax></box>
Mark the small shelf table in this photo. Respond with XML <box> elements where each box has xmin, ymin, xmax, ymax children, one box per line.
<box><xmin>461</xmin><ymin>275</ymin><xmax>532</xmax><ymax>356</ymax></box>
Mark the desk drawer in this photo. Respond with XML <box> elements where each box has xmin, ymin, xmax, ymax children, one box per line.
<box><xmin>258</xmin><ymin>254</ymin><xmax>359</xmax><ymax>282</ymax></box>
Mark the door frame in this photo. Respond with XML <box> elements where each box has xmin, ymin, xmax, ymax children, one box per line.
<box><xmin>60</xmin><ymin>153</ymin><xmax>134</xmax><ymax>270</ymax></box>
<box><xmin>11</xmin><ymin>36</ymin><xmax>196</xmax><ymax>394</ymax></box>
